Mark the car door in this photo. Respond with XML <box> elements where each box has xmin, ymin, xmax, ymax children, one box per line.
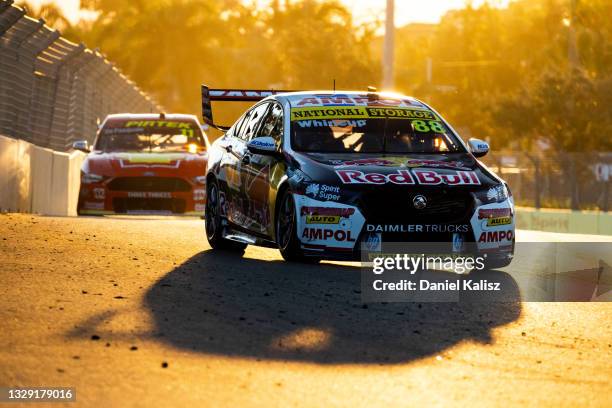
<box><xmin>242</xmin><ymin>102</ymin><xmax>284</xmax><ymax>235</ymax></box>
<box><xmin>233</xmin><ymin>102</ymin><xmax>270</xmax><ymax>231</ymax></box>
<box><xmin>217</xmin><ymin>111</ymin><xmax>249</xmax><ymax>225</ymax></box>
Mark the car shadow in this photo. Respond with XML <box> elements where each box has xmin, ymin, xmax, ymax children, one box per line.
<box><xmin>142</xmin><ymin>250</ymin><xmax>522</xmax><ymax>364</ymax></box>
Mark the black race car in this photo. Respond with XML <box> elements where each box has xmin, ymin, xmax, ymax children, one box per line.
<box><xmin>201</xmin><ymin>86</ymin><xmax>515</xmax><ymax>266</ymax></box>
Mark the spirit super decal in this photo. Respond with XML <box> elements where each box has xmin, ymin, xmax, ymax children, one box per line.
<box><xmin>335</xmin><ymin>169</ymin><xmax>480</xmax><ymax>185</ymax></box>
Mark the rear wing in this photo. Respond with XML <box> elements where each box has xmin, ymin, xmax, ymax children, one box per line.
<box><xmin>201</xmin><ymin>85</ymin><xmax>296</xmax><ymax>131</ymax></box>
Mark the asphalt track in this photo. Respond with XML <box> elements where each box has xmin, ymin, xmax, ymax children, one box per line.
<box><xmin>1</xmin><ymin>213</ymin><xmax>611</xmax><ymax>407</ymax></box>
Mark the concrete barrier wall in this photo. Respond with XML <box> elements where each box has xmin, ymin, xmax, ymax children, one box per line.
<box><xmin>0</xmin><ymin>135</ymin><xmax>31</xmax><ymax>212</ymax></box>
<box><xmin>0</xmin><ymin>134</ymin><xmax>84</xmax><ymax>216</ymax></box>
<box><xmin>516</xmin><ymin>207</ymin><xmax>612</xmax><ymax>235</ymax></box>
<box><xmin>30</xmin><ymin>144</ymin><xmax>54</xmax><ymax>214</ymax></box>
<box><xmin>1</xmin><ymin>133</ymin><xmax>611</xmax><ymax>229</ymax></box>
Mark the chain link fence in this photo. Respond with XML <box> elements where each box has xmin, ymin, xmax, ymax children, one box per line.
<box><xmin>0</xmin><ymin>0</ymin><xmax>160</xmax><ymax>152</ymax></box>
<box><xmin>483</xmin><ymin>151</ymin><xmax>611</xmax><ymax>212</ymax></box>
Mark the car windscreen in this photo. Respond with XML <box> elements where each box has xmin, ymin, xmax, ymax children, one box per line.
<box><xmin>290</xmin><ymin>106</ymin><xmax>464</xmax><ymax>154</ymax></box>
<box><xmin>95</xmin><ymin>120</ymin><xmax>206</xmax><ymax>153</ymax></box>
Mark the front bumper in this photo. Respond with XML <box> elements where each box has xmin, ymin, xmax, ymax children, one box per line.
<box><xmin>77</xmin><ymin>180</ymin><xmax>206</xmax><ymax>216</ymax></box>
<box><xmin>294</xmin><ymin>194</ymin><xmax>515</xmax><ymax>261</ymax></box>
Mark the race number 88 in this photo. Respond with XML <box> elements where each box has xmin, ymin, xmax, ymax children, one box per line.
<box><xmin>411</xmin><ymin>120</ymin><xmax>444</xmax><ymax>133</ymax></box>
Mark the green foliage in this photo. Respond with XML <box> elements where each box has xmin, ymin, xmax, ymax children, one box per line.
<box><xmin>27</xmin><ymin>0</ymin><xmax>612</xmax><ymax>149</ymax></box>
<box><xmin>396</xmin><ymin>0</ymin><xmax>611</xmax><ymax>152</ymax></box>
<box><xmin>70</xmin><ymin>0</ymin><xmax>378</xmax><ymax>128</ymax></box>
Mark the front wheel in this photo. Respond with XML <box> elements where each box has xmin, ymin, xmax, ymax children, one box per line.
<box><xmin>205</xmin><ymin>179</ymin><xmax>246</xmax><ymax>252</ymax></box>
<box><xmin>276</xmin><ymin>190</ymin><xmax>319</xmax><ymax>263</ymax></box>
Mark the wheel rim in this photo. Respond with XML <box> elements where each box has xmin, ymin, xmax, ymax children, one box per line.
<box><xmin>277</xmin><ymin>193</ymin><xmax>295</xmax><ymax>249</ymax></box>
<box><xmin>205</xmin><ymin>183</ymin><xmax>218</xmax><ymax>238</ymax></box>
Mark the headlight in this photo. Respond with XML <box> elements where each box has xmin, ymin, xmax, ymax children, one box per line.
<box><xmin>474</xmin><ymin>183</ymin><xmax>510</xmax><ymax>204</ymax></box>
<box><xmin>193</xmin><ymin>175</ymin><xmax>207</xmax><ymax>185</ymax></box>
<box><xmin>81</xmin><ymin>172</ymin><xmax>103</xmax><ymax>184</ymax></box>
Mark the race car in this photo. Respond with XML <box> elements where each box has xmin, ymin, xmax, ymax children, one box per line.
<box><xmin>201</xmin><ymin>86</ymin><xmax>514</xmax><ymax>267</ymax></box>
<box><xmin>74</xmin><ymin>113</ymin><xmax>210</xmax><ymax>215</ymax></box>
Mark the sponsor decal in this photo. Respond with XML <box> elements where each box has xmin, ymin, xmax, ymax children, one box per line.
<box><xmin>103</xmin><ymin>127</ymin><xmax>144</xmax><ymax>135</ymax></box>
<box><xmin>296</xmin><ymin>119</ymin><xmax>367</xmax><ymax>128</ymax></box>
<box><xmin>470</xmin><ymin>201</ymin><xmax>515</xmax><ymax>250</ymax></box>
<box><xmin>478</xmin><ymin>230</ymin><xmax>514</xmax><ymax>243</ymax></box>
<box><xmin>331</xmin><ymin>157</ymin><xmax>470</xmax><ymax>170</ymax></box>
<box><xmin>125</xmin><ymin>121</ymin><xmax>194</xmax><ymax>129</ymax></box>
<box><xmin>291</xmin><ymin>107</ymin><xmax>368</xmax><ymax>121</ymax></box>
<box><xmin>210</xmin><ymin>90</ymin><xmax>277</xmax><ymax>99</ymax></box>
<box><xmin>300</xmin><ymin>206</ymin><xmax>355</xmax><ymax>217</ymax></box>
<box><xmin>486</xmin><ymin>186</ymin><xmax>508</xmax><ymax>202</ymax></box>
<box><xmin>290</xmin><ymin>106</ymin><xmax>435</xmax><ymax>121</ymax></box>
<box><xmin>478</xmin><ymin>208</ymin><xmax>512</xmax><ymax>219</ymax></box>
<box><xmin>306</xmin><ymin>215</ymin><xmax>340</xmax><ymax>224</ymax></box>
<box><xmin>337</xmin><ymin>169</ymin><xmax>415</xmax><ymax>184</ymax></box>
<box><xmin>365</xmin><ymin>107</ymin><xmax>436</xmax><ymax>120</ymax></box>
<box><xmin>363</xmin><ymin>232</ymin><xmax>382</xmax><ymax>252</ymax></box>
<box><xmin>305</xmin><ymin>183</ymin><xmax>341</xmax><ymax>201</ymax></box>
<box><xmin>193</xmin><ymin>189</ymin><xmax>206</xmax><ymax>201</ymax></box>
<box><xmin>486</xmin><ymin>216</ymin><xmax>512</xmax><ymax>226</ymax></box>
<box><xmin>366</xmin><ymin>224</ymin><xmax>469</xmax><ymax>233</ymax></box>
<box><xmin>293</xmin><ymin>95</ymin><xmax>425</xmax><ymax>108</ymax></box>
<box><xmin>333</xmin><ymin>158</ymin><xmax>398</xmax><ymax>167</ymax></box>
<box><xmin>127</xmin><ymin>191</ymin><xmax>172</xmax><ymax>198</ymax></box>
<box><xmin>404</xmin><ymin>159</ymin><xmax>469</xmax><ymax>170</ymax></box>
<box><xmin>296</xmin><ymin>195</ymin><xmax>364</xmax><ymax>250</ymax></box>
<box><xmin>301</xmin><ymin>228</ymin><xmax>356</xmax><ymax>242</ymax></box>
<box><xmin>413</xmin><ymin>170</ymin><xmax>480</xmax><ymax>185</ymax></box>
<box><xmin>249</xmin><ymin>139</ymin><xmax>275</xmax><ymax>148</ymax></box>
<box><xmin>195</xmin><ymin>203</ymin><xmax>206</xmax><ymax>212</ymax></box>
<box><xmin>336</xmin><ymin>169</ymin><xmax>480</xmax><ymax>185</ymax></box>
<box><xmin>452</xmin><ymin>233</ymin><xmax>465</xmax><ymax>252</ymax></box>
<box><xmin>93</xmin><ymin>188</ymin><xmax>105</xmax><ymax>200</ymax></box>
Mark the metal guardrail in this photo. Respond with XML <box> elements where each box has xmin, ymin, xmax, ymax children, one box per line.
<box><xmin>0</xmin><ymin>0</ymin><xmax>160</xmax><ymax>151</ymax></box>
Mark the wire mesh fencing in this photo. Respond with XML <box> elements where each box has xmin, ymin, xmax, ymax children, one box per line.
<box><xmin>0</xmin><ymin>0</ymin><xmax>160</xmax><ymax>151</ymax></box>
<box><xmin>482</xmin><ymin>151</ymin><xmax>611</xmax><ymax>212</ymax></box>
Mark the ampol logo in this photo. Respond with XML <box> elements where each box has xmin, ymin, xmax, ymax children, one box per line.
<box><xmin>478</xmin><ymin>230</ymin><xmax>513</xmax><ymax>243</ymax></box>
<box><xmin>301</xmin><ymin>228</ymin><xmax>356</xmax><ymax>242</ymax></box>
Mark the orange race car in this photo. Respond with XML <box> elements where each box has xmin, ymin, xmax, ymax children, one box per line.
<box><xmin>74</xmin><ymin>113</ymin><xmax>210</xmax><ymax>215</ymax></box>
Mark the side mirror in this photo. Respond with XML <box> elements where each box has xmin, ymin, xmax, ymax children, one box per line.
<box><xmin>247</xmin><ymin>136</ymin><xmax>279</xmax><ymax>156</ymax></box>
<box><xmin>72</xmin><ymin>140</ymin><xmax>90</xmax><ymax>153</ymax></box>
<box><xmin>468</xmin><ymin>138</ymin><xmax>489</xmax><ymax>158</ymax></box>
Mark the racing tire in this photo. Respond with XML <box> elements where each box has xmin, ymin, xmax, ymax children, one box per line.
<box><xmin>276</xmin><ymin>190</ymin><xmax>319</xmax><ymax>263</ymax></box>
<box><xmin>205</xmin><ymin>179</ymin><xmax>247</xmax><ymax>253</ymax></box>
